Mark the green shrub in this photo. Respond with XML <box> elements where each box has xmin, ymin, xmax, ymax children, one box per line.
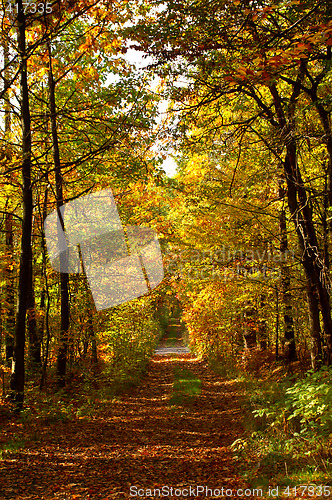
<box><xmin>237</xmin><ymin>366</ymin><xmax>332</xmax><ymax>484</ymax></box>
<box><xmin>252</xmin><ymin>366</ymin><xmax>332</xmax><ymax>440</ymax></box>
<box><xmin>102</xmin><ymin>298</ymin><xmax>162</xmax><ymax>389</ymax></box>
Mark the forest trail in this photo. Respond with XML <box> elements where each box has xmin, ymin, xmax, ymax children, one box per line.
<box><xmin>0</xmin><ymin>355</ymin><xmax>254</xmax><ymax>500</ymax></box>
<box><xmin>154</xmin><ymin>317</ymin><xmax>190</xmax><ymax>355</ymax></box>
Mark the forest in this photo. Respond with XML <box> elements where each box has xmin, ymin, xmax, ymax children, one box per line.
<box><xmin>0</xmin><ymin>0</ymin><xmax>332</xmax><ymax>498</ymax></box>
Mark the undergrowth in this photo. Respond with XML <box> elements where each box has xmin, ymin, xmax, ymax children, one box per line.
<box><xmin>229</xmin><ymin>362</ymin><xmax>332</xmax><ymax>487</ymax></box>
<box><xmin>1</xmin><ymin>306</ymin><xmax>165</xmax><ymax>427</ymax></box>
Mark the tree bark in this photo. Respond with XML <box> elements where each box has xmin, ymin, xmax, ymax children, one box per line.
<box><xmin>284</xmin><ymin>145</ymin><xmax>328</xmax><ymax>368</ymax></box>
<box><xmin>10</xmin><ymin>0</ymin><xmax>33</xmax><ymax>409</ymax></box>
<box><xmin>39</xmin><ymin>187</ymin><xmax>51</xmax><ymax>389</ymax></box>
<box><xmin>77</xmin><ymin>249</ymin><xmax>98</xmax><ymax>365</ymax></box>
<box><xmin>312</xmin><ymin>99</ymin><xmax>332</xmax><ymax>362</ymax></box>
<box><xmin>275</xmin><ymin>289</ymin><xmax>279</xmax><ymax>360</ymax></box>
<box><xmin>278</xmin><ymin>187</ymin><xmax>296</xmax><ymax>362</ymax></box>
<box><xmin>258</xmin><ymin>295</ymin><xmax>267</xmax><ymax>350</ymax></box>
<box><xmin>243</xmin><ymin>305</ymin><xmax>257</xmax><ymax>350</ymax></box>
<box><xmin>3</xmin><ymin>36</ymin><xmax>15</xmax><ymax>363</ymax></box>
<box><xmin>27</xmin><ymin>278</ymin><xmax>41</xmax><ymax>369</ymax></box>
<box><xmin>4</xmin><ymin>213</ymin><xmax>15</xmax><ymax>363</ymax></box>
<box><xmin>269</xmin><ymin>82</ymin><xmax>332</xmax><ymax>367</ymax></box>
<box><xmin>47</xmin><ymin>39</ymin><xmax>70</xmax><ymax>387</ymax></box>
<box><xmin>306</xmin><ymin>284</ymin><xmax>323</xmax><ymax>370</ymax></box>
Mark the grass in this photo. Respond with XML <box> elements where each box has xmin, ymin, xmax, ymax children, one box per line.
<box><xmin>169</xmin><ymin>367</ymin><xmax>201</xmax><ymax>406</ymax></box>
<box><xmin>0</xmin><ymin>438</ymin><xmax>26</xmax><ymax>460</ymax></box>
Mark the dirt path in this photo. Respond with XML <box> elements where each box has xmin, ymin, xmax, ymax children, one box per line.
<box><xmin>154</xmin><ymin>317</ymin><xmax>190</xmax><ymax>355</ymax></box>
<box><xmin>0</xmin><ymin>356</ymin><xmax>252</xmax><ymax>500</ymax></box>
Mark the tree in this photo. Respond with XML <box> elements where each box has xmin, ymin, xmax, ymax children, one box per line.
<box><xmin>129</xmin><ymin>0</ymin><xmax>332</xmax><ymax>367</ymax></box>
<box><xmin>1</xmin><ymin>26</ymin><xmax>16</xmax><ymax>364</ymax></box>
<box><xmin>10</xmin><ymin>0</ymin><xmax>33</xmax><ymax>408</ymax></box>
<box><xmin>45</xmin><ymin>38</ymin><xmax>70</xmax><ymax>386</ymax></box>
<box><xmin>0</xmin><ymin>0</ymin><xmax>165</xmax><ymax>402</ymax></box>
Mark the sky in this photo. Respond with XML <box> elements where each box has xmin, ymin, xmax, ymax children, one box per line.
<box><xmin>124</xmin><ymin>49</ymin><xmax>178</xmax><ymax>178</ymax></box>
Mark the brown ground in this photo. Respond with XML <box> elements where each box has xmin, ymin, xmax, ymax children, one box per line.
<box><xmin>0</xmin><ymin>354</ymin><xmax>256</xmax><ymax>500</ymax></box>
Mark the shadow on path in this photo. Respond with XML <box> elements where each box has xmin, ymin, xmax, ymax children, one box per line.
<box><xmin>0</xmin><ymin>355</ymin><xmax>255</xmax><ymax>499</ymax></box>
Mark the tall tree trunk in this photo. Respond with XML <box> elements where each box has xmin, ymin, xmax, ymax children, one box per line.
<box><xmin>40</xmin><ymin>187</ymin><xmax>51</xmax><ymax>389</ymax></box>
<box><xmin>3</xmin><ymin>36</ymin><xmax>15</xmax><ymax>364</ymax></box>
<box><xmin>284</xmin><ymin>145</ymin><xmax>328</xmax><ymax>367</ymax></box>
<box><xmin>243</xmin><ymin>304</ymin><xmax>257</xmax><ymax>350</ymax></box>
<box><xmin>10</xmin><ymin>0</ymin><xmax>33</xmax><ymax>408</ymax></box>
<box><xmin>285</xmin><ymin>147</ymin><xmax>332</xmax><ymax>367</ymax></box>
<box><xmin>306</xmin><ymin>284</ymin><xmax>323</xmax><ymax>370</ymax></box>
<box><xmin>47</xmin><ymin>39</ymin><xmax>70</xmax><ymax>387</ymax></box>
<box><xmin>278</xmin><ymin>185</ymin><xmax>296</xmax><ymax>362</ymax></box>
<box><xmin>78</xmin><ymin>252</ymin><xmax>98</xmax><ymax>366</ymax></box>
<box><xmin>258</xmin><ymin>295</ymin><xmax>267</xmax><ymax>350</ymax></box>
<box><xmin>38</xmin><ymin>187</ymin><xmax>49</xmax><ymax>359</ymax></box>
<box><xmin>270</xmin><ymin>82</ymin><xmax>331</xmax><ymax>367</ymax></box>
<box><xmin>3</xmin><ymin>34</ymin><xmax>11</xmax><ymax>133</ymax></box>
<box><xmin>26</xmin><ymin>189</ymin><xmax>40</xmax><ymax>368</ymax></box>
<box><xmin>275</xmin><ymin>289</ymin><xmax>279</xmax><ymax>360</ymax></box>
<box><xmin>27</xmin><ymin>276</ymin><xmax>41</xmax><ymax>369</ymax></box>
<box><xmin>4</xmin><ymin>212</ymin><xmax>15</xmax><ymax>363</ymax></box>
<box><xmin>302</xmin><ymin>60</ymin><xmax>332</xmax><ymax>362</ymax></box>
<box><xmin>307</xmin><ymin>84</ymin><xmax>332</xmax><ymax>213</ymax></box>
